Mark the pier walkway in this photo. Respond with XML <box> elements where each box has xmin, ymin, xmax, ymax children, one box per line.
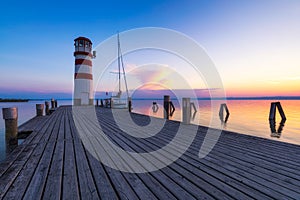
<box><xmin>1</xmin><ymin>106</ymin><xmax>300</xmax><ymax>199</ymax></box>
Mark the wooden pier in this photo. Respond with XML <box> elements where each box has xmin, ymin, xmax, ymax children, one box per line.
<box><xmin>1</xmin><ymin>106</ymin><xmax>300</xmax><ymax>199</ymax></box>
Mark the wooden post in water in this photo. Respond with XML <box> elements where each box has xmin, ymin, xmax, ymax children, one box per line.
<box><xmin>36</xmin><ymin>104</ymin><xmax>44</xmax><ymax>116</ymax></box>
<box><xmin>219</xmin><ymin>103</ymin><xmax>230</xmax><ymax>122</ymax></box>
<box><xmin>164</xmin><ymin>95</ymin><xmax>170</xmax><ymax>119</ymax></box>
<box><xmin>51</xmin><ymin>99</ymin><xmax>55</xmax><ymax>109</ymax></box>
<box><xmin>269</xmin><ymin>102</ymin><xmax>276</xmax><ymax>120</ymax></box>
<box><xmin>182</xmin><ymin>98</ymin><xmax>191</xmax><ymax>124</ymax></box>
<box><xmin>54</xmin><ymin>100</ymin><xmax>58</xmax><ymax>108</ymax></box>
<box><xmin>152</xmin><ymin>102</ymin><xmax>158</xmax><ymax>113</ymax></box>
<box><xmin>45</xmin><ymin>101</ymin><xmax>50</xmax><ymax>115</ymax></box>
<box><xmin>128</xmin><ymin>97</ymin><xmax>132</xmax><ymax>112</ymax></box>
<box><xmin>2</xmin><ymin>107</ymin><xmax>18</xmax><ymax>145</ymax></box>
<box><xmin>276</xmin><ymin>102</ymin><xmax>286</xmax><ymax>120</ymax></box>
<box><xmin>269</xmin><ymin>102</ymin><xmax>286</xmax><ymax>121</ymax></box>
<box><xmin>96</xmin><ymin>99</ymin><xmax>99</xmax><ymax>107</ymax></box>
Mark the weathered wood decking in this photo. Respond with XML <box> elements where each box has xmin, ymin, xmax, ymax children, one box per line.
<box><xmin>1</xmin><ymin>106</ymin><xmax>300</xmax><ymax>199</ymax></box>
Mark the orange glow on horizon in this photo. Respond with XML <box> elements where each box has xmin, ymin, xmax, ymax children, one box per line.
<box><xmin>225</xmin><ymin>80</ymin><xmax>300</xmax><ymax>97</ymax></box>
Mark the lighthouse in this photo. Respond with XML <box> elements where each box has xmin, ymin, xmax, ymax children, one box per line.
<box><xmin>73</xmin><ymin>37</ymin><xmax>94</xmax><ymax>106</ymax></box>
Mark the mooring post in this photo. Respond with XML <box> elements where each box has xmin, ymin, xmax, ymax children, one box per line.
<box><xmin>276</xmin><ymin>102</ymin><xmax>286</xmax><ymax>120</ymax></box>
<box><xmin>269</xmin><ymin>102</ymin><xmax>286</xmax><ymax>121</ymax></box>
<box><xmin>182</xmin><ymin>98</ymin><xmax>191</xmax><ymax>124</ymax></box>
<box><xmin>152</xmin><ymin>102</ymin><xmax>159</xmax><ymax>113</ymax></box>
<box><xmin>45</xmin><ymin>101</ymin><xmax>50</xmax><ymax>115</ymax></box>
<box><xmin>51</xmin><ymin>98</ymin><xmax>55</xmax><ymax>109</ymax></box>
<box><xmin>164</xmin><ymin>95</ymin><xmax>170</xmax><ymax>119</ymax></box>
<box><xmin>2</xmin><ymin>107</ymin><xmax>18</xmax><ymax>145</ymax></box>
<box><xmin>96</xmin><ymin>99</ymin><xmax>99</xmax><ymax>107</ymax></box>
<box><xmin>100</xmin><ymin>99</ymin><xmax>104</xmax><ymax>107</ymax></box>
<box><xmin>54</xmin><ymin>100</ymin><xmax>58</xmax><ymax>108</ymax></box>
<box><xmin>128</xmin><ymin>97</ymin><xmax>132</xmax><ymax>112</ymax></box>
<box><xmin>36</xmin><ymin>104</ymin><xmax>44</xmax><ymax>116</ymax></box>
<box><xmin>269</xmin><ymin>102</ymin><xmax>276</xmax><ymax>120</ymax></box>
<box><xmin>219</xmin><ymin>103</ymin><xmax>230</xmax><ymax>122</ymax></box>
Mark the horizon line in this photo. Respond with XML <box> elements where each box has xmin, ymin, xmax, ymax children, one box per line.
<box><xmin>7</xmin><ymin>95</ymin><xmax>300</xmax><ymax>101</ymax></box>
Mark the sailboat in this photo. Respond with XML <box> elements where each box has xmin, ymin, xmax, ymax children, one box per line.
<box><xmin>110</xmin><ymin>33</ymin><xmax>130</xmax><ymax>109</ymax></box>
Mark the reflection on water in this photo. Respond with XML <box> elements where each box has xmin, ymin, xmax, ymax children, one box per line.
<box><xmin>269</xmin><ymin>119</ymin><xmax>286</xmax><ymax>138</ymax></box>
<box><xmin>133</xmin><ymin>99</ymin><xmax>300</xmax><ymax>145</ymax></box>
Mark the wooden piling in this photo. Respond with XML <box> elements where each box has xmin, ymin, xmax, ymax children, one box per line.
<box><xmin>128</xmin><ymin>97</ymin><xmax>132</xmax><ymax>112</ymax></box>
<box><xmin>276</xmin><ymin>102</ymin><xmax>286</xmax><ymax>120</ymax></box>
<box><xmin>219</xmin><ymin>103</ymin><xmax>230</xmax><ymax>123</ymax></box>
<box><xmin>96</xmin><ymin>99</ymin><xmax>99</xmax><ymax>107</ymax></box>
<box><xmin>269</xmin><ymin>102</ymin><xmax>276</xmax><ymax>120</ymax></box>
<box><xmin>36</xmin><ymin>104</ymin><xmax>44</xmax><ymax>116</ymax></box>
<box><xmin>152</xmin><ymin>102</ymin><xmax>158</xmax><ymax>113</ymax></box>
<box><xmin>2</xmin><ymin>107</ymin><xmax>18</xmax><ymax>145</ymax></box>
<box><xmin>45</xmin><ymin>101</ymin><xmax>50</xmax><ymax>115</ymax></box>
<box><xmin>269</xmin><ymin>102</ymin><xmax>286</xmax><ymax>121</ymax></box>
<box><xmin>51</xmin><ymin>99</ymin><xmax>55</xmax><ymax>109</ymax></box>
<box><xmin>54</xmin><ymin>100</ymin><xmax>58</xmax><ymax>108</ymax></box>
<box><xmin>182</xmin><ymin>98</ymin><xmax>191</xmax><ymax>124</ymax></box>
<box><xmin>163</xmin><ymin>95</ymin><xmax>170</xmax><ymax>119</ymax></box>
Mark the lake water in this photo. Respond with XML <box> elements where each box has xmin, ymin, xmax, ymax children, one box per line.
<box><xmin>0</xmin><ymin>99</ymin><xmax>299</xmax><ymax>162</ymax></box>
<box><xmin>133</xmin><ymin>99</ymin><xmax>300</xmax><ymax>145</ymax></box>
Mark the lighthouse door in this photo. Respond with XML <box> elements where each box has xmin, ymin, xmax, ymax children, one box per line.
<box><xmin>81</xmin><ymin>92</ymin><xmax>89</xmax><ymax>105</ymax></box>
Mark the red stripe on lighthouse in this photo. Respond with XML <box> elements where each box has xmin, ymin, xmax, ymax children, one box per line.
<box><xmin>74</xmin><ymin>73</ymin><xmax>93</xmax><ymax>80</ymax></box>
<box><xmin>75</xmin><ymin>59</ymin><xmax>92</xmax><ymax>66</ymax></box>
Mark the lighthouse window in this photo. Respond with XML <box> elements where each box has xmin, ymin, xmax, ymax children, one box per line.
<box><xmin>79</xmin><ymin>40</ymin><xmax>83</xmax><ymax>47</ymax></box>
<box><xmin>85</xmin><ymin>41</ymin><xmax>89</xmax><ymax>48</ymax></box>
<box><xmin>75</xmin><ymin>40</ymin><xmax>78</xmax><ymax>46</ymax></box>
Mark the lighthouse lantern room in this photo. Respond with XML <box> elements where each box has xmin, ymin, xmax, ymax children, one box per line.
<box><xmin>73</xmin><ymin>37</ymin><xmax>94</xmax><ymax>106</ymax></box>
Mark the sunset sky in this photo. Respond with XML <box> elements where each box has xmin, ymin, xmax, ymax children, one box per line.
<box><xmin>0</xmin><ymin>0</ymin><xmax>300</xmax><ymax>98</ymax></box>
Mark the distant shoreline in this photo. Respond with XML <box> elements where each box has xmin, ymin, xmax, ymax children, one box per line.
<box><xmin>0</xmin><ymin>98</ymin><xmax>29</xmax><ymax>102</ymax></box>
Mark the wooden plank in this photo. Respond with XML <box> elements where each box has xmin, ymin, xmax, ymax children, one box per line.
<box><xmin>97</xmin><ymin>121</ymin><xmax>198</xmax><ymax>199</ymax></box>
<box><xmin>1</xmin><ymin>106</ymin><xmax>300</xmax><ymax>200</ymax></box>
<box><xmin>148</xmin><ymin>117</ymin><xmax>300</xmax><ymax>198</ymax></box>
<box><xmin>154</xmin><ymin>123</ymin><xmax>299</xmax><ymax>198</ymax></box>
<box><xmin>0</xmin><ymin>111</ymin><xmax>61</xmax><ymax>199</ymax></box>
<box><xmin>68</xmin><ymin>110</ymin><xmax>100</xmax><ymax>200</ymax></box>
<box><xmin>75</xmin><ymin>108</ymin><xmax>153</xmax><ymax>200</ymax></box>
<box><xmin>22</xmin><ymin>111</ymin><xmax>64</xmax><ymax>199</ymax></box>
<box><xmin>102</xmin><ymin>118</ymin><xmax>247</xmax><ymax>199</ymax></box>
<box><xmin>68</xmin><ymin>109</ymin><xmax>118</xmax><ymax>199</ymax></box>
<box><xmin>42</xmin><ymin>109</ymin><xmax>66</xmax><ymax>199</ymax></box>
<box><xmin>62</xmin><ymin>108</ymin><xmax>80</xmax><ymax>200</ymax></box>
<box><xmin>91</xmin><ymin>109</ymin><xmax>212</xmax><ymax>199</ymax></box>
<box><xmin>98</xmin><ymin>108</ymin><xmax>300</xmax><ymax>199</ymax></box>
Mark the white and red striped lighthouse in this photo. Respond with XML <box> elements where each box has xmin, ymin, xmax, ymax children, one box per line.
<box><xmin>73</xmin><ymin>37</ymin><xmax>94</xmax><ymax>106</ymax></box>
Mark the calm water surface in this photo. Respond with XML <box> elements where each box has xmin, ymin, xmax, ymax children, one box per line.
<box><xmin>133</xmin><ymin>99</ymin><xmax>300</xmax><ymax>145</ymax></box>
<box><xmin>0</xmin><ymin>99</ymin><xmax>299</xmax><ymax>162</ymax></box>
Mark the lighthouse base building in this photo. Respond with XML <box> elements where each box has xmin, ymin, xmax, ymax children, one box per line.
<box><xmin>73</xmin><ymin>37</ymin><xmax>94</xmax><ymax>106</ymax></box>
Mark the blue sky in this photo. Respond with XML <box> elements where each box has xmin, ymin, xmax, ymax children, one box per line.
<box><xmin>0</xmin><ymin>0</ymin><xmax>300</xmax><ymax>98</ymax></box>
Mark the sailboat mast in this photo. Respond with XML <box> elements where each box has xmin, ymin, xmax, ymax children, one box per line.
<box><xmin>117</xmin><ymin>33</ymin><xmax>121</xmax><ymax>93</ymax></box>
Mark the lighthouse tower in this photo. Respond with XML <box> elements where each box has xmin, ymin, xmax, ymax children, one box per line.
<box><xmin>73</xmin><ymin>37</ymin><xmax>94</xmax><ymax>106</ymax></box>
